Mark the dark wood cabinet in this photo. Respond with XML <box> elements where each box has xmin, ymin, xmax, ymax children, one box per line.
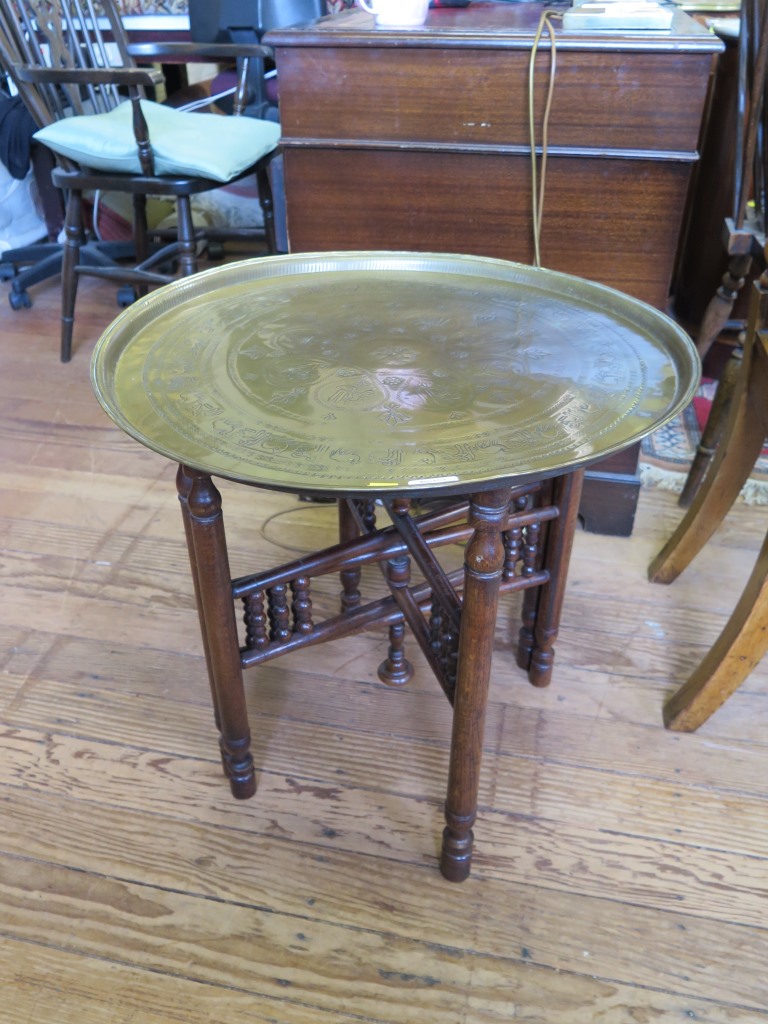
<box><xmin>267</xmin><ymin>2</ymin><xmax>722</xmax><ymax>533</ymax></box>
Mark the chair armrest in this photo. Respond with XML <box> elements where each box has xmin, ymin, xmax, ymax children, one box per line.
<box><xmin>127</xmin><ymin>41</ymin><xmax>275</xmax><ymax>63</ymax></box>
<box><xmin>19</xmin><ymin>64</ymin><xmax>160</xmax><ymax>176</ymax></box>
<box><xmin>128</xmin><ymin>41</ymin><xmax>276</xmax><ymax>117</ymax></box>
<box><xmin>14</xmin><ymin>64</ymin><xmax>164</xmax><ymax>89</ymax></box>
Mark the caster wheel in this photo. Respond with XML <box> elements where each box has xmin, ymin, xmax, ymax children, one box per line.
<box><xmin>117</xmin><ymin>285</ymin><xmax>137</xmax><ymax>307</ymax></box>
<box><xmin>9</xmin><ymin>289</ymin><xmax>32</xmax><ymax>310</ymax></box>
<box><xmin>0</xmin><ymin>264</ymin><xmax>17</xmax><ymax>282</ymax></box>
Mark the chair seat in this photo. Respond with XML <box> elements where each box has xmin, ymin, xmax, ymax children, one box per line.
<box><xmin>51</xmin><ymin>164</ymin><xmax>261</xmax><ymax>197</ymax></box>
<box><xmin>35</xmin><ymin>99</ymin><xmax>281</xmax><ymax>183</ymax></box>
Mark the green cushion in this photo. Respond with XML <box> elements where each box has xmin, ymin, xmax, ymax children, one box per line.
<box><xmin>34</xmin><ymin>99</ymin><xmax>280</xmax><ymax>182</ymax></box>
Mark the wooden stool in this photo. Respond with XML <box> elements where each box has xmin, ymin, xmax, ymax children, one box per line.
<box><xmin>649</xmin><ymin>279</ymin><xmax>768</xmax><ymax>730</ymax></box>
<box><xmin>92</xmin><ymin>251</ymin><xmax>698</xmax><ymax>879</ymax></box>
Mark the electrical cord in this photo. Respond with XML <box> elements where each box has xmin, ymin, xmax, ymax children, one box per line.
<box><xmin>528</xmin><ymin>9</ymin><xmax>562</xmax><ymax>268</ymax></box>
<box><xmin>92</xmin><ymin>188</ymin><xmax>103</xmax><ymax>240</ymax></box>
<box><xmin>178</xmin><ymin>85</ymin><xmax>238</xmax><ymax>113</ymax></box>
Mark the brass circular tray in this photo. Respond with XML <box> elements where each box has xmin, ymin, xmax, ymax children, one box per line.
<box><xmin>92</xmin><ymin>251</ymin><xmax>699</xmax><ymax>497</ymax></box>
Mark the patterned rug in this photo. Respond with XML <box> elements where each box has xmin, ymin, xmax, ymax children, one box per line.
<box><xmin>639</xmin><ymin>378</ymin><xmax>768</xmax><ymax>504</ymax></box>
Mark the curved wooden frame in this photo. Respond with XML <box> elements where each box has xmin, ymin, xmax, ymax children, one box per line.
<box><xmin>650</xmin><ymin>280</ymin><xmax>768</xmax><ymax>730</ymax></box>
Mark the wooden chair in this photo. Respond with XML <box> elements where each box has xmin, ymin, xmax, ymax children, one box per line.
<box><xmin>649</xmin><ymin>273</ymin><xmax>768</xmax><ymax>731</ymax></box>
<box><xmin>0</xmin><ymin>38</ymin><xmax>129</xmax><ymax>311</ymax></box>
<box><xmin>0</xmin><ymin>0</ymin><xmax>281</xmax><ymax>362</ymax></box>
<box><xmin>677</xmin><ymin>0</ymin><xmax>768</xmax><ymax>506</ymax></box>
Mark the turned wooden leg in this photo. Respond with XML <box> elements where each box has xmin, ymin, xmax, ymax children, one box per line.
<box><xmin>678</xmin><ymin>344</ymin><xmax>743</xmax><ymax>508</ymax></box>
<box><xmin>338</xmin><ymin>499</ymin><xmax>362</xmax><ymax>611</ymax></box>
<box><xmin>377</xmin><ymin>555</ymin><xmax>414</xmax><ymax>686</ymax></box>
<box><xmin>133</xmin><ymin>193</ymin><xmax>149</xmax><ymax>299</ymax></box>
<box><xmin>516</xmin><ymin>490</ymin><xmax>544</xmax><ymax>673</ymax></box>
<box><xmin>60</xmin><ymin>189</ymin><xmax>84</xmax><ymax>363</ymax></box>
<box><xmin>184</xmin><ymin>468</ymin><xmax>255</xmax><ymax>798</ymax></box>
<box><xmin>177</xmin><ymin>465</ymin><xmax>221</xmax><ymax>731</ymax></box>
<box><xmin>695</xmin><ymin>254</ymin><xmax>752</xmax><ymax>359</ymax></box>
<box><xmin>528</xmin><ymin>470</ymin><xmax>584</xmax><ymax>687</ymax></box>
<box><xmin>663</xmin><ymin>528</ymin><xmax>768</xmax><ymax>730</ymax></box>
<box><xmin>176</xmin><ymin>195</ymin><xmax>198</xmax><ymax>278</ymax></box>
<box><xmin>441</xmin><ymin>486</ymin><xmax>510</xmax><ymax>882</ymax></box>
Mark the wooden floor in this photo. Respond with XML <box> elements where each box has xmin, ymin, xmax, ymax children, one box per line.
<box><xmin>1</xmin><ymin>271</ymin><xmax>767</xmax><ymax>1023</ymax></box>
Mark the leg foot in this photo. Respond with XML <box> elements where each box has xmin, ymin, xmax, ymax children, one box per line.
<box><xmin>377</xmin><ymin>620</ymin><xmax>413</xmax><ymax>685</ymax></box>
<box><xmin>220</xmin><ymin>736</ymin><xmax>256</xmax><ymax>798</ymax></box>
<box><xmin>440</xmin><ymin>820</ymin><xmax>474</xmax><ymax>882</ymax></box>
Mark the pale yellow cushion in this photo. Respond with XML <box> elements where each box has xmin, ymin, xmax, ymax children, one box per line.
<box><xmin>34</xmin><ymin>99</ymin><xmax>280</xmax><ymax>182</ymax></box>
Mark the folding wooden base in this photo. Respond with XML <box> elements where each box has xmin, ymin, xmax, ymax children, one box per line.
<box><xmin>177</xmin><ymin>465</ymin><xmax>584</xmax><ymax>880</ymax></box>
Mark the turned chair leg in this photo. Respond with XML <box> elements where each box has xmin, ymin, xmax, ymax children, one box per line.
<box><xmin>677</xmin><ymin>251</ymin><xmax>753</xmax><ymax>507</ymax></box>
<box><xmin>176</xmin><ymin>194</ymin><xmax>198</xmax><ymax>278</ymax></box>
<box><xmin>133</xmin><ymin>193</ymin><xmax>150</xmax><ymax>299</ymax></box>
<box><xmin>695</xmin><ymin>254</ymin><xmax>752</xmax><ymax>361</ymax></box>
<box><xmin>678</xmin><ymin>342</ymin><xmax>744</xmax><ymax>508</ymax></box>
<box><xmin>60</xmin><ymin>188</ymin><xmax>84</xmax><ymax>363</ymax></box>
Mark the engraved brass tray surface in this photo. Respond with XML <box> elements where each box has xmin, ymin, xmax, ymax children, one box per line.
<box><xmin>92</xmin><ymin>251</ymin><xmax>699</xmax><ymax>497</ymax></box>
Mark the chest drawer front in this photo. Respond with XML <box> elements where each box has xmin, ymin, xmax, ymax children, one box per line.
<box><xmin>276</xmin><ymin>46</ymin><xmax>713</xmax><ymax>155</ymax></box>
<box><xmin>284</xmin><ymin>148</ymin><xmax>692</xmax><ymax>308</ymax></box>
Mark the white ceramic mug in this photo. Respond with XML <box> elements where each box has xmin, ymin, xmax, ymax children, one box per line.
<box><xmin>357</xmin><ymin>0</ymin><xmax>430</xmax><ymax>28</ymax></box>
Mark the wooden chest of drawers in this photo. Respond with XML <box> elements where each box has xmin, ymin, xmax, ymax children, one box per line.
<box><xmin>267</xmin><ymin>2</ymin><xmax>722</xmax><ymax>533</ymax></box>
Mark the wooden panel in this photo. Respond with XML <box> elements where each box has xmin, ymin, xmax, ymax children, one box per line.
<box><xmin>284</xmin><ymin>149</ymin><xmax>693</xmax><ymax>308</ymax></box>
<box><xmin>590</xmin><ymin>442</ymin><xmax>641</xmax><ymax>475</ymax></box>
<box><xmin>578</xmin><ymin>472</ymin><xmax>641</xmax><ymax>534</ymax></box>
<box><xmin>276</xmin><ymin>46</ymin><xmax>715</xmax><ymax>155</ymax></box>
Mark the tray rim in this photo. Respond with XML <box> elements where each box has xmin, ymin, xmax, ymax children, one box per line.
<box><xmin>91</xmin><ymin>250</ymin><xmax>701</xmax><ymax>498</ymax></box>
